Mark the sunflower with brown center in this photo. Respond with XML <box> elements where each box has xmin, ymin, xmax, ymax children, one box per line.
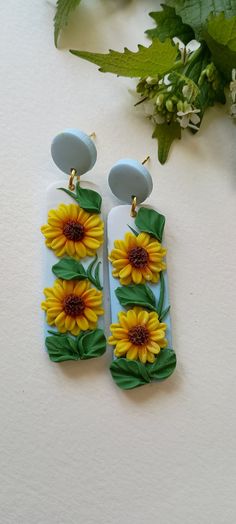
<box><xmin>41</xmin><ymin>203</ymin><xmax>104</xmax><ymax>259</ymax></box>
<box><xmin>41</xmin><ymin>279</ymin><xmax>104</xmax><ymax>335</ymax></box>
<box><xmin>109</xmin><ymin>307</ymin><xmax>167</xmax><ymax>364</ymax></box>
<box><xmin>108</xmin><ymin>232</ymin><xmax>166</xmax><ymax>285</ymax></box>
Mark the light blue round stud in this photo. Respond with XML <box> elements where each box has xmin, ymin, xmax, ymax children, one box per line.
<box><xmin>108</xmin><ymin>159</ymin><xmax>153</xmax><ymax>204</ymax></box>
<box><xmin>51</xmin><ymin>129</ymin><xmax>97</xmax><ymax>176</ymax></box>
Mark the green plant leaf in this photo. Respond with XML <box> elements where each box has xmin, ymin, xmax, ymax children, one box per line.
<box><xmin>184</xmin><ymin>44</ymin><xmax>226</xmax><ymax>111</ymax></box>
<box><xmin>110</xmin><ymin>359</ymin><xmax>151</xmax><ymax>390</ymax></box>
<box><xmin>147</xmin><ymin>349</ymin><xmax>176</xmax><ymax>381</ymax></box>
<box><xmin>135</xmin><ymin>207</ymin><xmax>165</xmax><ymax>242</ymax></box>
<box><xmin>157</xmin><ymin>272</ymin><xmax>165</xmax><ymax>317</ymax></box>
<box><xmin>146</xmin><ymin>5</ymin><xmax>194</xmax><ymax>44</ymax></box>
<box><xmin>45</xmin><ymin>334</ymin><xmax>80</xmax><ymax>362</ymax></box>
<box><xmin>54</xmin><ymin>0</ymin><xmax>81</xmax><ymax>47</ymax></box>
<box><xmin>76</xmin><ymin>184</ymin><xmax>102</xmax><ymax>213</ymax></box>
<box><xmin>204</xmin><ymin>13</ymin><xmax>236</xmax><ymax>80</ymax></box>
<box><xmin>52</xmin><ymin>257</ymin><xmax>87</xmax><ymax>280</ymax></box>
<box><xmin>115</xmin><ymin>284</ymin><xmax>157</xmax><ymax>311</ymax></box>
<box><xmin>78</xmin><ymin>329</ymin><xmax>106</xmax><ymax>359</ymax></box>
<box><xmin>166</xmin><ymin>0</ymin><xmax>236</xmax><ymax>37</ymax></box>
<box><xmin>70</xmin><ymin>39</ymin><xmax>178</xmax><ymax>78</ymax></box>
<box><xmin>152</xmin><ymin>121</ymin><xmax>181</xmax><ymax>165</ymax></box>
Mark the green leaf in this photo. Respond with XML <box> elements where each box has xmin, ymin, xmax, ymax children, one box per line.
<box><xmin>54</xmin><ymin>0</ymin><xmax>81</xmax><ymax>47</ymax></box>
<box><xmin>146</xmin><ymin>5</ymin><xmax>194</xmax><ymax>44</ymax></box>
<box><xmin>159</xmin><ymin>305</ymin><xmax>171</xmax><ymax>322</ymax></box>
<box><xmin>127</xmin><ymin>224</ymin><xmax>139</xmax><ymax>236</ymax></box>
<box><xmin>166</xmin><ymin>0</ymin><xmax>236</xmax><ymax>37</ymax></box>
<box><xmin>52</xmin><ymin>257</ymin><xmax>87</xmax><ymax>280</ymax></box>
<box><xmin>115</xmin><ymin>284</ymin><xmax>157</xmax><ymax>311</ymax></box>
<box><xmin>45</xmin><ymin>334</ymin><xmax>80</xmax><ymax>362</ymax></box>
<box><xmin>58</xmin><ymin>184</ymin><xmax>101</xmax><ymax>213</ymax></box>
<box><xmin>70</xmin><ymin>39</ymin><xmax>178</xmax><ymax>78</ymax></box>
<box><xmin>87</xmin><ymin>255</ymin><xmax>103</xmax><ymax>290</ymax></box>
<box><xmin>57</xmin><ymin>187</ymin><xmax>77</xmax><ymax>202</ymax></box>
<box><xmin>157</xmin><ymin>272</ymin><xmax>165</xmax><ymax>317</ymax></box>
<box><xmin>135</xmin><ymin>207</ymin><xmax>165</xmax><ymax>242</ymax></box>
<box><xmin>78</xmin><ymin>329</ymin><xmax>106</xmax><ymax>360</ymax></box>
<box><xmin>152</xmin><ymin>121</ymin><xmax>181</xmax><ymax>165</ymax></box>
<box><xmin>110</xmin><ymin>359</ymin><xmax>151</xmax><ymax>390</ymax></box>
<box><xmin>76</xmin><ymin>184</ymin><xmax>102</xmax><ymax>213</ymax></box>
<box><xmin>147</xmin><ymin>349</ymin><xmax>176</xmax><ymax>381</ymax></box>
<box><xmin>184</xmin><ymin>44</ymin><xmax>226</xmax><ymax>111</ymax></box>
<box><xmin>204</xmin><ymin>13</ymin><xmax>236</xmax><ymax>80</ymax></box>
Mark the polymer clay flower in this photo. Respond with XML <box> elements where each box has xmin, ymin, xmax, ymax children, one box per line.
<box><xmin>109</xmin><ymin>307</ymin><xmax>167</xmax><ymax>364</ymax></box>
<box><xmin>109</xmin><ymin>232</ymin><xmax>166</xmax><ymax>285</ymax></box>
<box><xmin>41</xmin><ymin>279</ymin><xmax>104</xmax><ymax>335</ymax></box>
<box><xmin>41</xmin><ymin>203</ymin><xmax>104</xmax><ymax>259</ymax></box>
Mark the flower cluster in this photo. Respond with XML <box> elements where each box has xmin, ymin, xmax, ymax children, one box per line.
<box><xmin>136</xmin><ymin>38</ymin><xmax>223</xmax><ymax>132</ymax></box>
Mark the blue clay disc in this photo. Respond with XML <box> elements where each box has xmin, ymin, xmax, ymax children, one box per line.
<box><xmin>51</xmin><ymin>129</ymin><xmax>97</xmax><ymax>176</ymax></box>
<box><xmin>108</xmin><ymin>159</ymin><xmax>153</xmax><ymax>204</ymax></box>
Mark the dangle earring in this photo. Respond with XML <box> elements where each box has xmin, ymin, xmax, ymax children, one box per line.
<box><xmin>41</xmin><ymin>129</ymin><xmax>106</xmax><ymax>362</ymax></box>
<box><xmin>107</xmin><ymin>157</ymin><xmax>176</xmax><ymax>390</ymax></box>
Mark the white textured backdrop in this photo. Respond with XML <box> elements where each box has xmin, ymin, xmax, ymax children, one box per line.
<box><xmin>0</xmin><ymin>1</ymin><xmax>236</xmax><ymax>523</ymax></box>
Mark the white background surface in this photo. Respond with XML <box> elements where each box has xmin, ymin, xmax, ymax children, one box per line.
<box><xmin>1</xmin><ymin>1</ymin><xmax>236</xmax><ymax>523</ymax></box>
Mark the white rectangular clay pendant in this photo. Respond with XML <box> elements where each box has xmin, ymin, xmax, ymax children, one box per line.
<box><xmin>107</xmin><ymin>160</ymin><xmax>176</xmax><ymax>390</ymax></box>
<box><xmin>41</xmin><ymin>130</ymin><xmax>106</xmax><ymax>363</ymax></box>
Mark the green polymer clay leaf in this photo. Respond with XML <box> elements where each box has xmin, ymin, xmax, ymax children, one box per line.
<box><xmin>57</xmin><ymin>187</ymin><xmax>77</xmax><ymax>202</ymax></box>
<box><xmin>87</xmin><ymin>255</ymin><xmax>103</xmax><ymax>290</ymax></box>
<box><xmin>54</xmin><ymin>0</ymin><xmax>81</xmax><ymax>47</ymax></box>
<box><xmin>204</xmin><ymin>13</ymin><xmax>236</xmax><ymax>80</ymax></box>
<box><xmin>45</xmin><ymin>334</ymin><xmax>80</xmax><ymax>362</ymax></box>
<box><xmin>110</xmin><ymin>359</ymin><xmax>151</xmax><ymax>390</ymax></box>
<box><xmin>52</xmin><ymin>257</ymin><xmax>87</xmax><ymax>280</ymax></box>
<box><xmin>135</xmin><ymin>207</ymin><xmax>165</xmax><ymax>242</ymax></box>
<box><xmin>157</xmin><ymin>272</ymin><xmax>165</xmax><ymax>317</ymax></box>
<box><xmin>166</xmin><ymin>0</ymin><xmax>236</xmax><ymax>37</ymax></box>
<box><xmin>152</xmin><ymin>122</ymin><xmax>181</xmax><ymax>166</ymax></box>
<box><xmin>75</xmin><ymin>184</ymin><xmax>102</xmax><ymax>213</ymax></box>
<box><xmin>70</xmin><ymin>39</ymin><xmax>178</xmax><ymax>78</ymax></box>
<box><xmin>147</xmin><ymin>349</ymin><xmax>177</xmax><ymax>381</ymax></box>
<box><xmin>78</xmin><ymin>329</ymin><xmax>106</xmax><ymax>359</ymax></box>
<box><xmin>115</xmin><ymin>284</ymin><xmax>157</xmax><ymax>311</ymax></box>
<box><xmin>146</xmin><ymin>5</ymin><xmax>194</xmax><ymax>44</ymax></box>
<box><xmin>159</xmin><ymin>305</ymin><xmax>171</xmax><ymax>322</ymax></box>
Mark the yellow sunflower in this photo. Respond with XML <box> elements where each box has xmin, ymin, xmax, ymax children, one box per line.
<box><xmin>41</xmin><ymin>203</ymin><xmax>104</xmax><ymax>259</ymax></box>
<box><xmin>109</xmin><ymin>307</ymin><xmax>167</xmax><ymax>364</ymax></box>
<box><xmin>42</xmin><ymin>279</ymin><xmax>104</xmax><ymax>336</ymax></box>
<box><xmin>109</xmin><ymin>232</ymin><xmax>166</xmax><ymax>285</ymax></box>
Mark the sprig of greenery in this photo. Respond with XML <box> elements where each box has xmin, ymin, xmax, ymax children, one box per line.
<box><xmin>53</xmin><ymin>0</ymin><xmax>236</xmax><ymax>163</ymax></box>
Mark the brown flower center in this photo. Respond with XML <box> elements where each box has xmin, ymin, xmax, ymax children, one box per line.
<box><xmin>128</xmin><ymin>246</ymin><xmax>148</xmax><ymax>268</ymax></box>
<box><xmin>128</xmin><ymin>325</ymin><xmax>149</xmax><ymax>346</ymax></box>
<box><xmin>63</xmin><ymin>220</ymin><xmax>84</xmax><ymax>242</ymax></box>
<box><xmin>63</xmin><ymin>294</ymin><xmax>85</xmax><ymax>317</ymax></box>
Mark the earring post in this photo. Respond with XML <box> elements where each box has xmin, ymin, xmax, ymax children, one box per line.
<box><xmin>130</xmin><ymin>196</ymin><xmax>137</xmax><ymax>218</ymax></box>
<box><xmin>142</xmin><ymin>156</ymin><xmax>150</xmax><ymax>165</ymax></box>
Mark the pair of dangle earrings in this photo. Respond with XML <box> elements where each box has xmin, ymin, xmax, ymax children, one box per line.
<box><xmin>41</xmin><ymin>129</ymin><xmax>176</xmax><ymax>390</ymax></box>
